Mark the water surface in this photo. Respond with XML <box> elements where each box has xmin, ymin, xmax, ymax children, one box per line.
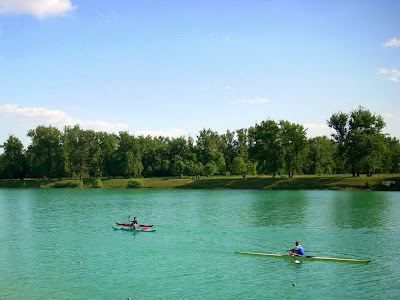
<box><xmin>0</xmin><ymin>189</ymin><xmax>399</xmax><ymax>299</ymax></box>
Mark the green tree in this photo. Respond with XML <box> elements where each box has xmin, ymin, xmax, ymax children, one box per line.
<box><xmin>116</xmin><ymin>132</ymin><xmax>143</xmax><ymax>178</ymax></box>
<box><xmin>195</xmin><ymin>128</ymin><xmax>226</xmax><ymax>174</ymax></box>
<box><xmin>0</xmin><ymin>154</ymin><xmax>5</xmax><ymax>178</ymax></box>
<box><xmin>247</xmin><ymin>161</ymin><xmax>257</xmax><ymax>175</ymax></box>
<box><xmin>64</xmin><ymin>125</ymin><xmax>90</xmax><ymax>179</ymax></box>
<box><xmin>328</xmin><ymin>106</ymin><xmax>386</xmax><ymax>176</ymax></box>
<box><xmin>235</xmin><ymin>128</ymin><xmax>250</xmax><ymax>162</ymax></box>
<box><xmin>383</xmin><ymin>137</ymin><xmax>400</xmax><ymax>173</ymax></box>
<box><xmin>27</xmin><ymin>126</ymin><xmax>66</xmax><ymax>179</ymax></box>
<box><xmin>144</xmin><ymin>136</ymin><xmax>170</xmax><ymax>176</ymax></box>
<box><xmin>232</xmin><ymin>156</ymin><xmax>247</xmax><ymax>175</ymax></box>
<box><xmin>185</xmin><ymin>161</ymin><xmax>204</xmax><ymax>176</ymax></box>
<box><xmin>156</xmin><ymin>137</ymin><xmax>171</xmax><ymax>176</ymax></box>
<box><xmin>171</xmin><ymin>160</ymin><xmax>185</xmax><ymax>177</ymax></box>
<box><xmin>168</xmin><ymin>137</ymin><xmax>190</xmax><ymax>162</ymax></box>
<box><xmin>222</xmin><ymin>130</ymin><xmax>236</xmax><ymax>173</ymax></box>
<box><xmin>249</xmin><ymin>120</ymin><xmax>284</xmax><ymax>177</ymax></box>
<box><xmin>86</xmin><ymin>130</ymin><xmax>103</xmax><ymax>178</ymax></box>
<box><xmin>97</xmin><ymin>132</ymin><xmax>118</xmax><ymax>177</ymax></box>
<box><xmin>357</xmin><ymin>131</ymin><xmax>386</xmax><ymax>176</ymax></box>
<box><xmin>327</xmin><ymin>111</ymin><xmax>349</xmax><ymax>172</ymax></box>
<box><xmin>1</xmin><ymin>135</ymin><xmax>26</xmax><ymax>179</ymax></box>
<box><xmin>138</xmin><ymin>135</ymin><xmax>158</xmax><ymax>177</ymax></box>
<box><xmin>305</xmin><ymin>136</ymin><xmax>336</xmax><ymax>174</ymax></box>
<box><xmin>204</xmin><ymin>161</ymin><xmax>218</xmax><ymax>176</ymax></box>
<box><xmin>214</xmin><ymin>152</ymin><xmax>226</xmax><ymax>174</ymax></box>
<box><xmin>279</xmin><ymin>121</ymin><xmax>307</xmax><ymax>177</ymax></box>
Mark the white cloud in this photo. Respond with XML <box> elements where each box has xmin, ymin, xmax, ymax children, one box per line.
<box><xmin>235</xmin><ymin>97</ymin><xmax>269</xmax><ymax>104</ymax></box>
<box><xmin>133</xmin><ymin>129</ymin><xmax>187</xmax><ymax>138</ymax></box>
<box><xmin>78</xmin><ymin>121</ymin><xmax>129</xmax><ymax>133</ymax></box>
<box><xmin>378</xmin><ymin>68</ymin><xmax>400</xmax><ymax>82</ymax></box>
<box><xmin>0</xmin><ymin>0</ymin><xmax>76</xmax><ymax>18</ymax></box>
<box><xmin>0</xmin><ymin>104</ymin><xmax>188</xmax><ymax>141</ymax></box>
<box><xmin>303</xmin><ymin>123</ymin><xmax>331</xmax><ymax>138</ymax></box>
<box><xmin>0</xmin><ymin>104</ymin><xmax>128</xmax><ymax>133</ymax></box>
<box><xmin>303</xmin><ymin>124</ymin><xmax>330</xmax><ymax>131</ymax></box>
<box><xmin>378</xmin><ymin>68</ymin><xmax>389</xmax><ymax>74</ymax></box>
<box><xmin>383</xmin><ymin>38</ymin><xmax>400</xmax><ymax>47</ymax></box>
<box><xmin>303</xmin><ymin>123</ymin><xmax>329</xmax><ymax>130</ymax></box>
<box><xmin>385</xmin><ymin>113</ymin><xmax>393</xmax><ymax>119</ymax></box>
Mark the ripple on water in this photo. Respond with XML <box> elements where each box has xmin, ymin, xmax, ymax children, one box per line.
<box><xmin>0</xmin><ymin>189</ymin><xmax>399</xmax><ymax>299</ymax></box>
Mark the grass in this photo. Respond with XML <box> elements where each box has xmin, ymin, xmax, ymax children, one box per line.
<box><xmin>0</xmin><ymin>174</ymin><xmax>399</xmax><ymax>191</ymax></box>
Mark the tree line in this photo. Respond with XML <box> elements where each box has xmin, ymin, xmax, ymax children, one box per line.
<box><xmin>1</xmin><ymin>106</ymin><xmax>399</xmax><ymax>180</ymax></box>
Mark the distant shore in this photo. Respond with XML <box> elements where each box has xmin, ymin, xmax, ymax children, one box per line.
<box><xmin>0</xmin><ymin>174</ymin><xmax>399</xmax><ymax>191</ymax></box>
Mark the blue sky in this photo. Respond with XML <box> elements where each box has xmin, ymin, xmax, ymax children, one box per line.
<box><xmin>0</xmin><ymin>0</ymin><xmax>399</xmax><ymax>148</ymax></box>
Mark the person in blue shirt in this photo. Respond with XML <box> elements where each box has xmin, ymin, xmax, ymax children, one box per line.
<box><xmin>287</xmin><ymin>241</ymin><xmax>305</xmax><ymax>256</ymax></box>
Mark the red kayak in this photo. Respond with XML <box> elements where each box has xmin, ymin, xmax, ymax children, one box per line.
<box><xmin>115</xmin><ymin>222</ymin><xmax>153</xmax><ymax>227</ymax></box>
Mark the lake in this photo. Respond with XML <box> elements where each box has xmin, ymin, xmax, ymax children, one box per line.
<box><xmin>0</xmin><ymin>189</ymin><xmax>399</xmax><ymax>299</ymax></box>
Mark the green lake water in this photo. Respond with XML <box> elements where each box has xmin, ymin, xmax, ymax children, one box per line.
<box><xmin>0</xmin><ymin>189</ymin><xmax>399</xmax><ymax>299</ymax></box>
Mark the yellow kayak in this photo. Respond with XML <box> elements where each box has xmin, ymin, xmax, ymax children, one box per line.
<box><xmin>235</xmin><ymin>251</ymin><xmax>371</xmax><ymax>263</ymax></box>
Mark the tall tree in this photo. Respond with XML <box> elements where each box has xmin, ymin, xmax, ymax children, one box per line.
<box><xmin>249</xmin><ymin>120</ymin><xmax>284</xmax><ymax>177</ymax></box>
<box><xmin>185</xmin><ymin>161</ymin><xmax>204</xmax><ymax>176</ymax></box>
<box><xmin>204</xmin><ymin>161</ymin><xmax>218</xmax><ymax>176</ymax></box>
<box><xmin>349</xmin><ymin>107</ymin><xmax>386</xmax><ymax>176</ymax></box>
<box><xmin>27</xmin><ymin>126</ymin><xmax>66</xmax><ymax>179</ymax></box>
<box><xmin>171</xmin><ymin>160</ymin><xmax>186</xmax><ymax>177</ymax></box>
<box><xmin>116</xmin><ymin>132</ymin><xmax>143</xmax><ymax>178</ymax></box>
<box><xmin>64</xmin><ymin>125</ymin><xmax>90</xmax><ymax>179</ymax></box>
<box><xmin>279</xmin><ymin>120</ymin><xmax>308</xmax><ymax>177</ymax></box>
<box><xmin>86</xmin><ymin>130</ymin><xmax>105</xmax><ymax>178</ymax></box>
<box><xmin>328</xmin><ymin>106</ymin><xmax>386</xmax><ymax>176</ymax></box>
<box><xmin>385</xmin><ymin>137</ymin><xmax>400</xmax><ymax>173</ymax></box>
<box><xmin>1</xmin><ymin>135</ymin><xmax>26</xmax><ymax>179</ymax></box>
<box><xmin>305</xmin><ymin>136</ymin><xmax>336</xmax><ymax>174</ymax></box>
<box><xmin>327</xmin><ymin>111</ymin><xmax>349</xmax><ymax>170</ymax></box>
<box><xmin>235</xmin><ymin>129</ymin><xmax>250</xmax><ymax>161</ymax></box>
<box><xmin>168</xmin><ymin>137</ymin><xmax>190</xmax><ymax>161</ymax></box>
<box><xmin>0</xmin><ymin>154</ymin><xmax>4</xmax><ymax>179</ymax></box>
<box><xmin>195</xmin><ymin>129</ymin><xmax>226</xmax><ymax>174</ymax></box>
<box><xmin>97</xmin><ymin>132</ymin><xmax>118</xmax><ymax>177</ymax></box>
<box><xmin>232</xmin><ymin>156</ymin><xmax>247</xmax><ymax>175</ymax></box>
<box><xmin>222</xmin><ymin>130</ymin><xmax>236</xmax><ymax>173</ymax></box>
<box><xmin>138</xmin><ymin>135</ymin><xmax>157</xmax><ymax>177</ymax></box>
<box><xmin>154</xmin><ymin>136</ymin><xmax>170</xmax><ymax>176</ymax></box>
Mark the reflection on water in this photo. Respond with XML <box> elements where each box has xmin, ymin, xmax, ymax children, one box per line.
<box><xmin>247</xmin><ymin>190</ymin><xmax>309</xmax><ymax>227</ymax></box>
<box><xmin>332</xmin><ymin>191</ymin><xmax>397</xmax><ymax>229</ymax></box>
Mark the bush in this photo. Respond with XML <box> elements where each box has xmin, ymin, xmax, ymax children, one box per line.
<box><xmin>127</xmin><ymin>179</ymin><xmax>143</xmax><ymax>188</ymax></box>
<box><xmin>74</xmin><ymin>180</ymin><xmax>84</xmax><ymax>188</ymax></box>
<box><xmin>364</xmin><ymin>181</ymin><xmax>371</xmax><ymax>189</ymax></box>
<box><xmin>53</xmin><ymin>182</ymin><xmax>68</xmax><ymax>188</ymax></box>
<box><xmin>92</xmin><ymin>179</ymin><xmax>103</xmax><ymax>188</ymax></box>
<box><xmin>53</xmin><ymin>180</ymin><xmax>83</xmax><ymax>188</ymax></box>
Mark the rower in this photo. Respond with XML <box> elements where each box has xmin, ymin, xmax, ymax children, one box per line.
<box><xmin>287</xmin><ymin>241</ymin><xmax>304</xmax><ymax>256</ymax></box>
<box><xmin>131</xmin><ymin>217</ymin><xmax>139</xmax><ymax>229</ymax></box>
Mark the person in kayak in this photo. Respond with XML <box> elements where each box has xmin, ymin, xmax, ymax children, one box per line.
<box><xmin>131</xmin><ymin>217</ymin><xmax>139</xmax><ymax>229</ymax></box>
<box><xmin>287</xmin><ymin>241</ymin><xmax>305</xmax><ymax>256</ymax></box>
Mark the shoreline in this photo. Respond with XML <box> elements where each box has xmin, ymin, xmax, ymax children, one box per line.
<box><xmin>1</xmin><ymin>175</ymin><xmax>399</xmax><ymax>191</ymax></box>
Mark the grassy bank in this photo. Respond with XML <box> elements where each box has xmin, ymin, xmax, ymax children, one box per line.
<box><xmin>0</xmin><ymin>174</ymin><xmax>399</xmax><ymax>191</ymax></box>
